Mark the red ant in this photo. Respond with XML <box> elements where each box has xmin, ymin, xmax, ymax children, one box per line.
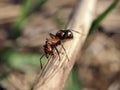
<box><xmin>44</xmin><ymin>30</ymin><xmax>73</xmax><ymax>55</ymax></box>
<box><xmin>40</xmin><ymin>29</ymin><xmax>79</xmax><ymax>68</ymax></box>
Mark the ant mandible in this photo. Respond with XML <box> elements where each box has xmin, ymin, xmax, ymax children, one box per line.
<box><xmin>40</xmin><ymin>29</ymin><xmax>74</xmax><ymax>69</ymax></box>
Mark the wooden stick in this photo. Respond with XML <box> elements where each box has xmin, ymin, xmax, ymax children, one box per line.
<box><xmin>32</xmin><ymin>0</ymin><xmax>97</xmax><ymax>90</ymax></box>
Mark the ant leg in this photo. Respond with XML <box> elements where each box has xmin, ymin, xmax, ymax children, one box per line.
<box><xmin>54</xmin><ymin>47</ymin><xmax>61</xmax><ymax>61</ymax></box>
<box><xmin>60</xmin><ymin>42</ymin><xmax>70</xmax><ymax>61</ymax></box>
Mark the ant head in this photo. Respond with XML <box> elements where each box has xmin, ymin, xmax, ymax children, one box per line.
<box><xmin>56</xmin><ymin>30</ymin><xmax>73</xmax><ymax>40</ymax></box>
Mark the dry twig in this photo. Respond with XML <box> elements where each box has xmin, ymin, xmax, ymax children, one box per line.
<box><xmin>32</xmin><ymin>0</ymin><xmax>97</xmax><ymax>90</ymax></box>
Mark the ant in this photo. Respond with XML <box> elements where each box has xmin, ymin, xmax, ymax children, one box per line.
<box><xmin>40</xmin><ymin>29</ymin><xmax>80</xmax><ymax>69</ymax></box>
<box><xmin>44</xmin><ymin>30</ymin><xmax>73</xmax><ymax>55</ymax></box>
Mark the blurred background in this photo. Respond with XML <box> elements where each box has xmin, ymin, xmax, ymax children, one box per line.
<box><xmin>0</xmin><ymin>0</ymin><xmax>120</xmax><ymax>90</ymax></box>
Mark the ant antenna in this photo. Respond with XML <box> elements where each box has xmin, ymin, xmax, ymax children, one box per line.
<box><xmin>61</xmin><ymin>29</ymin><xmax>84</xmax><ymax>35</ymax></box>
<box><xmin>70</xmin><ymin>29</ymin><xmax>84</xmax><ymax>35</ymax></box>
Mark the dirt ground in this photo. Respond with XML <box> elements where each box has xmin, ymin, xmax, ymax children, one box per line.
<box><xmin>0</xmin><ymin>0</ymin><xmax>120</xmax><ymax>90</ymax></box>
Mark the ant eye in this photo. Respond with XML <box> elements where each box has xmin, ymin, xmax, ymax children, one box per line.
<box><xmin>66</xmin><ymin>31</ymin><xmax>73</xmax><ymax>38</ymax></box>
<box><xmin>68</xmin><ymin>32</ymin><xmax>72</xmax><ymax>36</ymax></box>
